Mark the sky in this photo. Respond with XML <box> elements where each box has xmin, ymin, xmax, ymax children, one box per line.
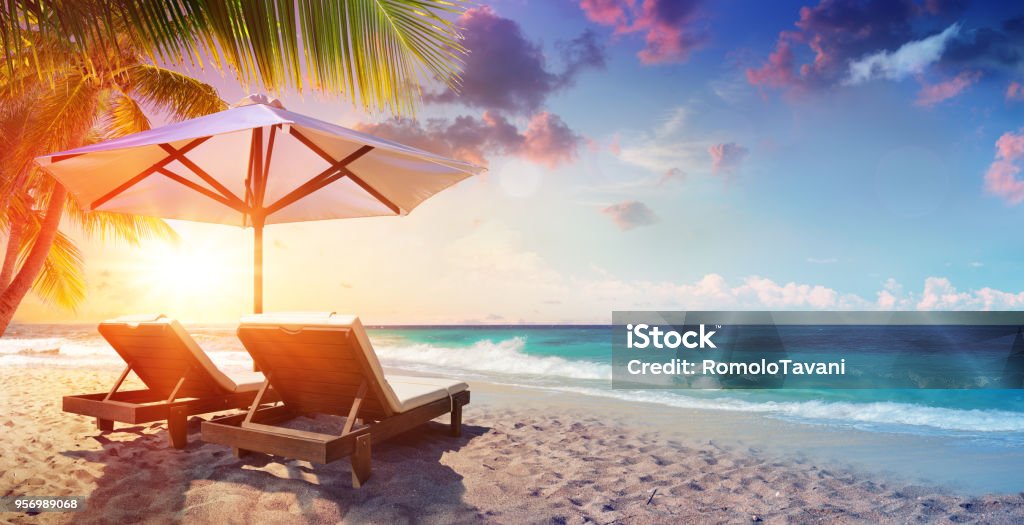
<box><xmin>16</xmin><ymin>0</ymin><xmax>1024</xmax><ymax>324</ymax></box>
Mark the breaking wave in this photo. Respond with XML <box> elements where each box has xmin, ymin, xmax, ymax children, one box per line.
<box><xmin>375</xmin><ymin>337</ymin><xmax>612</xmax><ymax>380</ymax></box>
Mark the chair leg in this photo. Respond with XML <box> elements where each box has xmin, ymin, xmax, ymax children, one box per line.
<box><xmin>232</xmin><ymin>447</ymin><xmax>250</xmax><ymax>458</ymax></box>
<box><xmin>168</xmin><ymin>406</ymin><xmax>188</xmax><ymax>449</ymax></box>
<box><xmin>351</xmin><ymin>434</ymin><xmax>372</xmax><ymax>488</ymax></box>
<box><xmin>451</xmin><ymin>401</ymin><xmax>463</xmax><ymax>437</ymax></box>
<box><xmin>96</xmin><ymin>418</ymin><xmax>114</xmax><ymax>432</ymax></box>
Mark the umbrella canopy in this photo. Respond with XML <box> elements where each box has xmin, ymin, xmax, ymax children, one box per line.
<box><xmin>36</xmin><ymin>95</ymin><xmax>483</xmax><ymax>312</ymax></box>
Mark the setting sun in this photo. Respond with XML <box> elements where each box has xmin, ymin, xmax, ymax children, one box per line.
<box><xmin>127</xmin><ymin>235</ymin><xmax>246</xmax><ymax>317</ymax></box>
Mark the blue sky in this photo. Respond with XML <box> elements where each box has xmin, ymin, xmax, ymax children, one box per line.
<box><xmin>492</xmin><ymin>0</ymin><xmax>1024</xmax><ymax>304</ymax></box>
<box><xmin>19</xmin><ymin>0</ymin><xmax>1024</xmax><ymax>323</ymax></box>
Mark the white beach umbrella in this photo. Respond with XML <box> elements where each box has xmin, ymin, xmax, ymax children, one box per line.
<box><xmin>36</xmin><ymin>95</ymin><xmax>483</xmax><ymax>312</ymax></box>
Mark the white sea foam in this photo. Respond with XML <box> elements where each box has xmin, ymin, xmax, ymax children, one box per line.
<box><xmin>375</xmin><ymin>337</ymin><xmax>613</xmax><ymax>380</ymax></box>
<box><xmin>543</xmin><ymin>387</ymin><xmax>1024</xmax><ymax>434</ymax></box>
<box><xmin>5</xmin><ymin>331</ymin><xmax>1024</xmax><ymax>435</ymax></box>
<box><xmin>0</xmin><ymin>337</ymin><xmax>67</xmax><ymax>354</ymax></box>
<box><xmin>0</xmin><ymin>334</ymin><xmax>253</xmax><ymax>371</ymax></box>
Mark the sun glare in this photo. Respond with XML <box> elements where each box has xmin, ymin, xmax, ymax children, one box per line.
<box><xmin>150</xmin><ymin>247</ymin><xmax>221</xmax><ymax>290</ymax></box>
<box><xmin>132</xmin><ymin>240</ymin><xmax>242</xmax><ymax>312</ymax></box>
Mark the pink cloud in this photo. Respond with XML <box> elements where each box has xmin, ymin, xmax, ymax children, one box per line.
<box><xmin>601</xmin><ymin>200</ymin><xmax>659</xmax><ymax>230</ymax></box>
<box><xmin>997</xmin><ymin>131</ymin><xmax>1024</xmax><ymax>160</ymax></box>
<box><xmin>746</xmin><ymin>0</ymin><xmax>962</xmax><ymax>91</ymax></box>
<box><xmin>427</xmin><ymin>7</ymin><xmax>605</xmax><ymax>115</ymax></box>
<box><xmin>915</xmin><ymin>71</ymin><xmax>981</xmax><ymax>107</ymax></box>
<box><xmin>579</xmin><ymin>0</ymin><xmax>705</xmax><ymax>64</ymax></box>
<box><xmin>521</xmin><ymin>112</ymin><xmax>582</xmax><ymax>168</ymax></box>
<box><xmin>659</xmin><ymin>168</ymin><xmax>685</xmax><ymax>185</ymax></box>
<box><xmin>708</xmin><ymin>142</ymin><xmax>749</xmax><ymax>174</ymax></box>
<box><xmin>608</xmin><ymin>134</ymin><xmax>621</xmax><ymax>155</ymax></box>
<box><xmin>984</xmin><ymin>129</ymin><xmax>1024</xmax><ymax>205</ymax></box>
<box><xmin>1008</xmin><ymin>81</ymin><xmax>1024</xmax><ymax>101</ymax></box>
<box><xmin>579</xmin><ymin>0</ymin><xmax>630</xmax><ymax>26</ymax></box>
<box><xmin>746</xmin><ymin>37</ymin><xmax>802</xmax><ymax>89</ymax></box>
<box><xmin>355</xmin><ymin>112</ymin><xmax>581</xmax><ymax>169</ymax></box>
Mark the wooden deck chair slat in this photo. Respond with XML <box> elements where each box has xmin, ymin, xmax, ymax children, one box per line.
<box><xmin>123</xmin><ymin>358</ymin><xmax>193</xmax><ymax>372</ymax></box>
<box><xmin>65</xmin><ymin>316</ymin><xmax>279</xmax><ymax>450</ymax></box>
<box><xmin>247</xmin><ymin>350</ymin><xmax>359</xmax><ymax>373</ymax></box>
<box><xmin>239</xmin><ymin>340</ymin><xmax>363</xmax><ymax>359</ymax></box>
<box><xmin>270</xmin><ymin>376</ymin><xmax>370</xmax><ymax>397</ymax></box>
<box><xmin>241</xmin><ymin>329</ymin><xmax>354</xmax><ymax>345</ymax></box>
<box><xmin>204</xmin><ymin>314</ymin><xmax>470</xmax><ymax>488</ymax></box>
<box><xmin>166</xmin><ymin>375</ymin><xmax>187</xmax><ymax>403</ymax></box>
<box><xmin>245</xmin><ymin>367</ymin><xmax>366</xmax><ymax>386</ymax></box>
<box><xmin>104</xmin><ymin>363</ymin><xmax>133</xmax><ymax>401</ymax></box>
<box><xmin>244</xmin><ymin>376</ymin><xmax>273</xmax><ymax>426</ymax></box>
<box><xmin>98</xmin><ymin>322</ymin><xmax>225</xmax><ymax>398</ymax></box>
<box><xmin>342</xmin><ymin>381</ymin><xmax>368</xmax><ymax>435</ymax></box>
<box><xmin>104</xmin><ymin>334</ymin><xmax>185</xmax><ymax>348</ymax></box>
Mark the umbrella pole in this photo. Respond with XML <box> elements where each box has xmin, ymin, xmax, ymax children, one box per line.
<box><xmin>253</xmin><ymin>217</ymin><xmax>264</xmax><ymax>314</ymax></box>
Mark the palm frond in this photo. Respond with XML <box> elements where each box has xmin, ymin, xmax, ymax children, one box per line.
<box><xmin>0</xmin><ymin>0</ymin><xmax>470</xmax><ymax>115</ymax></box>
<box><xmin>30</xmin><ymin>229</ymin><xmax>87</xmax><ymax>310</ymax></box>
<box><xmin>25</xmin><ymin>71</ymin><xmax>101</xmax><ymax>155</ymax></box>
<box><xmin>63</xmin><ymin>198</ymin><xmax>179</xmax><ymax>245</ymax></box>
<box><xmin>126</xmin><ymin>64</ymin><xmax>226</xmax><ymax>120</ymax></box>
<box><xmin>103</xmin><ymin>90</ymin><xmax>151</xmax><ymax>138</ymax></box>
<box><xmin>0</xmin><ymin>15</ymin><xmax>76</xmax><ymax>100</ymax></box>
<box><xmin>0</xmin><ymin>94</ymin><xmax>37</xmax><ymax>194</ymax></box>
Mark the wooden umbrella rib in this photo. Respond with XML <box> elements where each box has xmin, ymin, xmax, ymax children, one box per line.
<box><xmin>51</xmin><ymin>152</ymin><xmax>84</xmax><ymax>163</ymax></box>
<box><xmin>90</xmin><ymin>137</ymin><xmax>211</xmax><ymax>210</ymax></box>
<box><xmin>262</xmin><ymin>163</ymin><xmax>346</xmax><ymax>216</ymax></box>
<box><xmin>246</xmin><ymin>129</ymin><xmax>258</xmax><ymax>208</ymax></box>
<box><xmin>263</xmin><ymin>144</ymin><xmax>376</xmax><ymax>216</ymax></box>
<box><xmin>158</xmin><ymin>168</ymin><xmax>247</xmax><ymax>213</ymax></box>
<box><xmin>263</xmin><ymin>168</ymin><xmax>346</xmax><ymax>216</ymax></box>
<box><xmin>288</xmin><ymin>128</ymin><xmax>400</xmax><ymax>216</ymax></box>
<box><xmin>244</xmin><ymin>131</ymin><xmax>256</xmax><ymax>209</ymax></box>
<box><xmin>252</xmin><ymin>127</ymin><xmax>264</xmax><ymax>210</ymax></box>
<box><xmin>340</xmin><ymin>168</ymin><xmax>401</xmax><ymax>215</ymax></box>
<box><xmin>259</xmin><ymin>125</ymin><xmax>278</xmax><ymax>206</ymax></box>
<box><xmin>159</xmin><ymin>143</ymin><xmax>247</xmax><ymax>210</ymax></box>
<box><xmin>287</xmin><ymin>127</ymin><xmax>336</xmax><ymax>163</ymax></box>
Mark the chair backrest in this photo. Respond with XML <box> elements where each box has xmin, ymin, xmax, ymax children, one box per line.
<box><xmin>236</xmin><ymin>313</ymin><xmax>401</xmax><ymax>418</ymax></box>
<box><xmin>98</xmin><ymin>315</ymin><xmax>236</xmax><ymax>398</ymax></box>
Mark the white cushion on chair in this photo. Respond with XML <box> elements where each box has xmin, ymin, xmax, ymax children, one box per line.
<box><xmin>385</xmin><ymin>375</ymin><xmax>468</xmax><ymax>412</ymax></box>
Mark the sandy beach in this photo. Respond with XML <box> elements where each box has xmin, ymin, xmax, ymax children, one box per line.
<box><xmin>0</xmin><ymin>365</ymin><xmax>1022</xmax><ymax>524</ymax></box>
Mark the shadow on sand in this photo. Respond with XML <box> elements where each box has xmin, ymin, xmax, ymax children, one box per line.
<box><xmin>62</xmin><ymin>415</ymin><xmax>489</xmax><ymax>523</ymax></box>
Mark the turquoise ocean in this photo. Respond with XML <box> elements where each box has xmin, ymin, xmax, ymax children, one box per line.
<box><xmin>4</xmin><ymin>324</ymin><xmax>1024</xmax><ymax>448</ymax></box>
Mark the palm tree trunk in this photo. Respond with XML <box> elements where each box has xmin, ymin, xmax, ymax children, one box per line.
<box><xmin>0</xmin><ymin>185</ymin><xmax>66</xmax><ymax>334</ymax></box>
<box><xmin>0</xmin><ymin>220</ymin><xmax>25</xmax><ymax>290</ymax></box>
<box><xmin>0</xmin><ymin>170</ymin><xmax>32</xmax><ymax>291</ymax></box>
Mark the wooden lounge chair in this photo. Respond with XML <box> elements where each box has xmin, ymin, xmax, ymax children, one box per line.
<box><xmin>201</xmin><ymin>313</ymin><xmax>470</xmax><ymax>488</ymax></box>
<box><xmin>63</xmin><ymin>315</ymin><xmax>275</xmax><ymax>449</ymax></box>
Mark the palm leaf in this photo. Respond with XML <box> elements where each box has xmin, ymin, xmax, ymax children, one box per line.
<box><xmin>30</xmin><ymin>229</ymin><xmax>87</xmax><ymax>310</ymax></box>
<box><xmin>5</xmin><ymin>205</ymin><xmax>85</xmax><ymax>310</ymax></box>
<box><xmin>103</xmin><ymin>90</ymin><xmax>151</xmax><ymax>138</ymax></box>
<box><xmin>0</xmin><ymin>0</ymin><xmax>470</xmax><ymax>115</ymax></box>
<box><xmin>0</xmin><ymin>94</ymin><xmax>37</xmax><ymax>198</ymax></box>
<box><xmin>126</xmin><ymin>64</ymin><xmax>226</xmax><ymax>121</ymax></box>
<box><xmin>63</xmin><ymin>197</ymin><xmax>180</xmax><ymax>245</ymax></box>
<box><xmin>24</xmin><ymin>71</ymin><xmax>101</xmax><ymax>155</ymax></box>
